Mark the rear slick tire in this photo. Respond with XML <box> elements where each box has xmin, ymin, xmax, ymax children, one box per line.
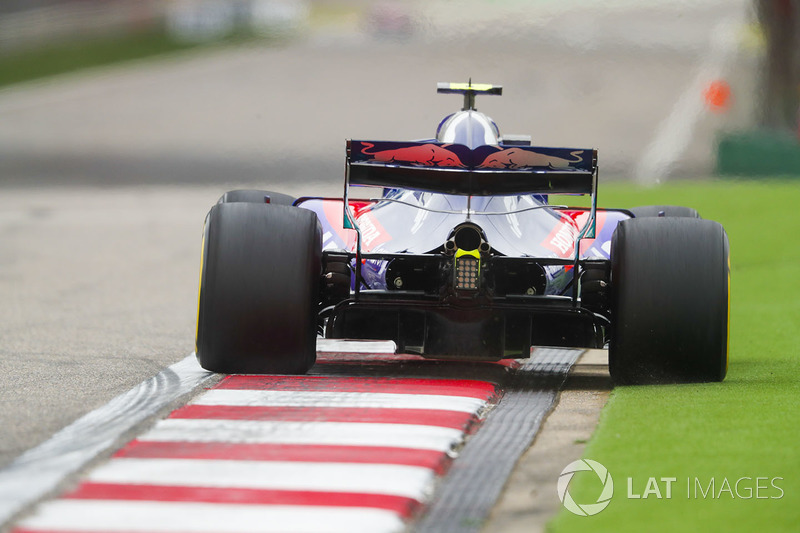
<box><xmin>609</xmin><ymin>217</ymin><xmax>729</xmax><ymax>385</ymax></box>
<box><xmin>196</xmin><ymin>202</ymin><xmax>321</xmax><ymax>374</ymax></box>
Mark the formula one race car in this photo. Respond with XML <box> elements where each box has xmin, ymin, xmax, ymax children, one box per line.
<box><xmin>195</xmin><ymin>82</ymin><xmax>730</xmax><ymax>385</ymax></box>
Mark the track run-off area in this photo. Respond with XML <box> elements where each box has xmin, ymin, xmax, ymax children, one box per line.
<box><xmin>0</xmin><ymin>344</ymin><xmax>593</xmax><ymax>532</ymax></box>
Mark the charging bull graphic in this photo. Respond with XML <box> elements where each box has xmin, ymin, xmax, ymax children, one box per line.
<box><xmin>359</xmin><ymin>142</ymin><xmax>467</xmax><ymax>168</ymax></box>
<box><xmin>479</xmin><ymin>148</ymin><xmax>585</xmax><ymax>170</ymax></box>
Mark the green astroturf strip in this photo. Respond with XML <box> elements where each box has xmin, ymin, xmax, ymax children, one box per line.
<box><xmin>548</xmin><ymin>180</ymin><xmax>800</xmax><ymax>532</ymax></box>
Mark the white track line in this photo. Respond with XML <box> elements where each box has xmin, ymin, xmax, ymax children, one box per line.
<box><xmin>196</xmin><ymin>389</ymin><xmax>487</xmax><ymax>412</ymax></box>
<box><xmin>0</xmin><ymin>354</ymin><xmax>213</xmax><ymax>526</ymax></box>
<box><xmin>87</xmin><ymin>458</ymin><xmax>435</xmax><ymax>498</ymax></box>
<box><xmin>139</xmin><ymin>419</ymin><xmax>465</xmax><ymax>451</ymax></box>
<box><xmin>19</xmin><ymin>500</ymin><xmax>404</xmax><ymax>533</ymax></box>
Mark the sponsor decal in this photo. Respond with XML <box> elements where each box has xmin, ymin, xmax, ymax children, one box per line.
<box><xmin>353</xmin><ymin>141</ymin><xmax>593</xmax><ymax>173</ymax></box>
<box><xmin>320</xmin><ymin>200</ymin><xmax>355</xmax><ymax>250</ymax></box>
<box><xmin>542</xmin><ymin>219</ymin><xmax>578</xmax><ymax>258</ymax></box>
<box><xmin>478</xmin><ymin>148</ymin><xmax>585</xmax><ymax>170</ymax></box>
<box><xmin>360</xmin><ymin>142</ymin><xmax>467</xmax><ymax>168</ymax></box>
<box><xmin>563</xmin><ymin>210</ymin><xmax>610</xmax><ymax>259</ymax></box>
<box><xmin>356</xmin><ymin>212</ymin><xmax>390</xmax><ymax>251</ymax></box>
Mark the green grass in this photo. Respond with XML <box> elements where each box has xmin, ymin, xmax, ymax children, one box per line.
<box><xmin>0</xmin><ymin>27</ymin><xmax>279</xmax><ymax>89</ymax></box>
<box><xmin>0</xmin><ymin>30</ymin><xmax>204</xmax><ymax>88</ymax></box>
<box><xmin>548</xmin><ymin>179</ymin><xmax>800</xmax><ymax>532</ymax></box>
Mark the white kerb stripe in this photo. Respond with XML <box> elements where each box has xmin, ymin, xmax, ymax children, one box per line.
<box><xmin>18</xmin><ymin>500</ymin><xmax>405</xmax><ymax>533</ymax></box>
<box><xmin>316</xmin><ymin>339</ymin><xmax>396</xmax><ymax>353</ymax></box>
<box><xmin>139</xmin><ymin>419</ymin><xmax>465</xmax><ymax>452</ymax></box>
<box><xmin>87</xmin><ymin>458</ymin><xmax>434</xmax><ymax>499</ymax></box>
<box><xmin>194</xmin><ymin>390</ymin><xmax>487</xmax><ymax>413</ymax></box>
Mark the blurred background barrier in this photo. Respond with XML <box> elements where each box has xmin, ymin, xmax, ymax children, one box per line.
<box><xmin>0</xmin><ymin>1</ymin><xmax>163</xmax><ymax>51</ymax></box>
<box><xmin>165</xmin><ymin>0</ymin><xmax>311</xmax><ymax>42</ymax></box>
<box><xmin>1</xmin><ymin>0</ymin><xmax>799</xmax><ymax>181</ymax></box>
<box><xmin>715</xmin><ymin>0</ymin><xmax>800</xmax><ymax>178</ymax></box>
<box><xmin>0</xmin><ymin>0</ymin><xmax>316</xmax><ymax>51</ymax></box>
<box><xmin>717</xmin><ymin>129</ymin><xmax>800</xmax><ymax>176</ymax></box>
<box><xmin>0</xmin><ymin>0</ymin><xmax>318</xmax><ymax>87</ymax></box>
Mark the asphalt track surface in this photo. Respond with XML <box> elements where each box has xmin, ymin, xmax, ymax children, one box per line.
<box><xmin>0</xmin><ymin>1</ymin><xmax>749</xmax><ymax>531</ymax></box>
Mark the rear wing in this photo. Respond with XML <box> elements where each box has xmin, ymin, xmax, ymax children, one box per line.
<box><xmin>346</xmin><ymin>140</ymin><xmax>597</xmax><ymax>196</ymax></box>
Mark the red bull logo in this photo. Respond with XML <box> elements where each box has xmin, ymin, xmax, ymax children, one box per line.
<box><xmin>479</xmin><ymin>148</ymin><xmax>584</xmax><ymax>170</ymax></box>
<box><xmin>360</xmin><ymin>142</ymin><xmax>467</xmax><ymax>168</ymax></box>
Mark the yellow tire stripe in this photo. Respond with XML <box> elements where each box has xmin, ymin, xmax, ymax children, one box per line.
<box><xmin>726</xmin><ymin>251</ymin><xmax>731</xmax><ymax>373</ymax></box>
<box><xmin>194</xmin><ymin>226</ymin><xmax>206</xmax><ymax>354</ymax></box>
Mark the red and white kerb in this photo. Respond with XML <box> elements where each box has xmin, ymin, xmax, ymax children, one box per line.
<box><xmin>14</xmin><ymin>368</ymin><xmax>499</xmax><ymax>533</ymax></box>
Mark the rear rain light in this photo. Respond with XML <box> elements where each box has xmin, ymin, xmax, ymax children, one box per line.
<box><xmin>455</xmin><ymin>251</ymin><xmax>480</xmax><ymax>290</ymax></box>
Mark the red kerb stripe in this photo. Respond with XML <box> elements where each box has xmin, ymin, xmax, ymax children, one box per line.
<box><xmin>168</xmin><ymin>405</ymin><xmax>477</xmax><ymax>429</ymax></box>
<box><xmin>215</xmin><ymin>376</ymin><xmax>498</xmax><ymax>399</ymax></box>
<box><xmin>64</xmin><ymin>483</ymin><xmax>421</xmax><ymax>517</ymax></box>
<box><xmin>114</xmin><ymin>442</ymin><xmax>452</xmax><ymax>473</ymax></box>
